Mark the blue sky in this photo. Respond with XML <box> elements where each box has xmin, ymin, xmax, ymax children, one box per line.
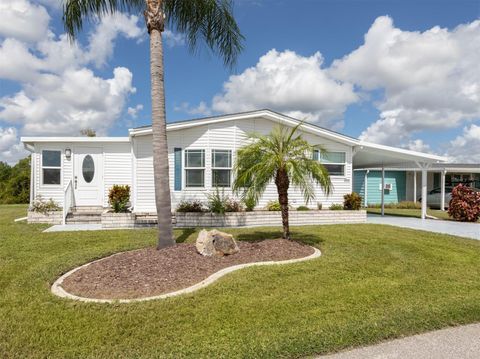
<box><xmin>0</xmin><ymin>0</ymin><xmax>479</xmax><ymax>163</ymax></box>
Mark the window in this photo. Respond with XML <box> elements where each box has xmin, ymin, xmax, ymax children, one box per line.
<box><xmin>82</xmin><ymin>155</ymin><xmax>95</xmax><ymax>183</ymax></box>
<box><xmin>212</xmin><ymin>149</ymin><xmax>232</xmax><ymax>187</ymax></box>
<box><xmin>314</xmin><ymin>150</ymin><xmax>346</xmax><ymax>176</ymax></box>
<box><xmin>42</xmin><ymin>150</ymin><xmax>61</xmax><ymax>185</ymax></box>
<box><xmin>185</xmin><ymin>149</ymin><xmax>205</xmax><ymax>187</ymax></box>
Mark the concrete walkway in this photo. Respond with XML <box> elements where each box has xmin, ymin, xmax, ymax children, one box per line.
<box><xmin>367</xmin><ymin>214</ymin><xmax>480</xmax><ymax>240</ymax></box>
<box><xmin>43</xmin><ymin>224</ymin><xmax>104</xmax><ymax>232</ymax></box>
<box><xmin>319</xmin><ymin>323</ymin><xmax>480</xmax><ymax>358</ymax></box>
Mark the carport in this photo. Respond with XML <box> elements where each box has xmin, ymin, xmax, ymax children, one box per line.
<box><xmin>353</xmin><ymin>142</ymin><xmax>447</xmax><ymax>219</ymax></box>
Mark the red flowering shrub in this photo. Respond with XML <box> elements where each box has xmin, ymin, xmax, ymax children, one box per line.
<box><xmin>447</xmin><ymin>184</ymin><xmax>480</xmax><ymax>222</ymax></box>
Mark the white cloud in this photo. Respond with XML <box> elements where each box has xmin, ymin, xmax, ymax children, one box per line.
<box><xmin>127</xmin><ymin>104</ymin><xmax>144</xmax><ymax>118</ymax></box>
<box><xmin>446</xmin><ymin>124</ymin><xmax>480</xmax><ymax>163</ymax></box>
<box><xmin>163</xmin><ymin>30</ymin><xmax>185</xmax><ymax>47</ymax></box>
<box><xmin>0</xmin><ymin>1</ymin><xmax>143</xmax><ymax>163</ymax></box>
<box><xmin>406</xmin><ymin>139</ymin><xmax>431</xmax><ymax>153</ymax></box>
<box><xmin>0</xmin><ymin>0</ymin><xmax>50</xmax><ymax>42</ymax></box>
<box><xmin>87</xmin><ymin>13</ymin><xmax>144</xmax><ymax>68</ymax></box>
<box><xmin>331</xmin><ymin>16</ymin><xmax>480</xmax><ymax>145</ymax></box>
<box><xmin>0</xmin><ymin>127</ymin><xmax>28</xmax><ymax>164</ymax></box>
<box><xmin>212</xmin><ymin>49</ymin><xmax>358</xmax><ymax>128</ymax></box>
<box><xmin>174</xmin><ymin>101</ymin><xmax>212</xmax><ymax>116</ymax></box>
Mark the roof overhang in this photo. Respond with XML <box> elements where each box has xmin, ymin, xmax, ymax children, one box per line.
<box><xmin>20</xmin><ymin>137</ymin><xmax>131</xmax><ymax>151</ymax></box>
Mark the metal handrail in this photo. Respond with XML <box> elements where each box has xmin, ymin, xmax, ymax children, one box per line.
<box><xmin>63</xmin><ymin>180</ymin><xmax>74</xmax><ymax>225</ymax></box>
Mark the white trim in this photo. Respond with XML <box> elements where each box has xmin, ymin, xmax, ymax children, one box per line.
<box><xmin>22</xmin><ymin>137</ymin><xmax>130</xmax><ymax>144</ymax></box>
<box><xmin>41</xmin><ymin>149</ymin><xmax>62</xmax><ymax>187</ymax></box>
<box><xmin>129</xmin><ymin>110</ymin><xmax>359</xmax><ymax>146</ymax></box>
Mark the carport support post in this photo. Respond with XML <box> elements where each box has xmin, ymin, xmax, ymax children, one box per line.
<box><xmin>381</xmin><ymin>165</ymin><xmax>385</xmax><ymax>216</ymax></box>
<box><xmin>440</xmin><ymin>170</ymin><xmax>446</xmax><ymax>211</ymax></box>
<box><xmin>413</xmin><ymin>170</ymin><xmax>417</xmax><ymax>203</ymax></box>
<box><xmin>421</xmin><ymin>167</ymin><xmax>427</xmax><ymax>220</ymax></box>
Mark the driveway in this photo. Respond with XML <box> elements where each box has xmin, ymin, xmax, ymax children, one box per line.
<box><xmin>319</xmin><ymin>323</ymin><xmax>480</xmax><ymax>359</ymax></box>
<box><xmin>367</xmin><ymin>214</ymin><xmax>480</xmax><ymax>240</ymax></box>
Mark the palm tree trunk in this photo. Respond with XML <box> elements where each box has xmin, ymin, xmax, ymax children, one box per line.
<box><xmin>146</xmin><ymin>0</ymin><xmax>175</xmax><ymax>249</ymax></box>
<box><xmin>275</xmin><ymin>169</ymin><xmax>290</xmax><ymax>240</ymax></box>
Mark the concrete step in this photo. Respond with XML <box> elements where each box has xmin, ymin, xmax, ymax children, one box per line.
<box><xmin>72</xmin><ymin>206</ymin><xmax>104</xmax><ymax>214</ymax></box>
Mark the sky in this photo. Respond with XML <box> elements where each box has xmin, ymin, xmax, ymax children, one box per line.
<box><xmin>0</xmin><ymin>0</ymin><xmax>479</xmax><ymax>164</ymax></box>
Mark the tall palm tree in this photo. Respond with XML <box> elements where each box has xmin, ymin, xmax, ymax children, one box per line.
<box><xmin>63</xmin><ymin>0</ymin><xmax>243</xmax><ymax>249</ymax></box>
<box><xmin>233</xmin><ymin>124</ymin><xmax>332</xmax><ymax>240</ymax></box>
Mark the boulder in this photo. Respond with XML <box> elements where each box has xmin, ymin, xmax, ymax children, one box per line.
<box><xmin>196</xmin><ymin>229</ymin><xmax>239</xmax><ymax>256</ymax></box>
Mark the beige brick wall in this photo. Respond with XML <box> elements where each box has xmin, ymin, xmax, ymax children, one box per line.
<box><xmin>27</xmin><ymin>211</ymin><xmax>63</xmax><ymax>224</ymax></box>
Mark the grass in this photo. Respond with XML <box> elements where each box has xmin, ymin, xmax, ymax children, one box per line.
<box><xmin>367</xmin><ymin>207</ymin><xmax>479</xmax><ymax>222</ymax></box>
<box><xmin>1</xmin><ymin>204</ymin><xmax>480</xmax><ymax>358</ymax></box>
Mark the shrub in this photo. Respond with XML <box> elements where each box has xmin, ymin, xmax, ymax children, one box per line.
<box><xmin>108</xmin><ymin>185</ymin><xmax>130</xmax><ymax>213</ymax></box>
<box><xmin>206</xmin><ymin>188</ymin><xmax>228</xmax><ymax>214</ymax></box>
<box><xmin>176</xmin><ymin>200</ymin><xmax>205</xmax><ymax>213</ymax></box>
<box><xmin>30</xmin><ymin>196</ymin><xmax>61</xmax><ymax>214</ymax></box>
<box><xmin>317</xmin><ymin>202</ymin><xmax>323</xmax><ymax>210</ymax></box>
<box><xmin>297</xmin><ymin>205</ymin><xmax>310</xmax><ymax>211</ymax></box>
<box><xmin>225</xmin><ymin>198</ymin><xmax>244</xmax><ymax>212</ymax></box>
<box><xmin>243</xmin><ymin>195</ymin><xmax>256</xmax><ymax>212</ymax></box>
<box><xmin>367</xmin><ymin>201</ymin><xmax>421</xmax><ymax>209</ymax></box>
<box><xmin>329</xmin><ymin>203</ymin><xmax>343</xmax><ymax>210</ymax></box>
<box><xmin>448</xmin><ymin>184</ymin><xmax>480</xmax><ymax>222</ymax></box>
<box><xmin>266</xmin><ymin>200</ymin><xmax>281</xmax><ymax>211</ymax></box>
<box><xmin>343</xmin><ymin>192</ymin><xmax>362</xmax><ymax>210</ymax></box>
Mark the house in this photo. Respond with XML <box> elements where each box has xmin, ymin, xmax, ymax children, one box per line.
<box><xmin>21</xmin><ymin>109</ymin><xmax>447</xmax><ymax>224</ymax></box>
<box><xmin>354</xmin><ymin>164</ymin><xmax>480</xmax><ymax>207</ymax></box>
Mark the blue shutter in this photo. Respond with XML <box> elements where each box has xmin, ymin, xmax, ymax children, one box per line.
<box><xmin>174</xmin><ymin>148</ymin><xmax>182</xmax><ymax>191</ymax></box>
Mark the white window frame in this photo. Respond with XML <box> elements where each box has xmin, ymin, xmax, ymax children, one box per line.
<box><xmin>41</xmin><ymin>149</ymin><xmax>62</xmax><ymax>186</ymax></box>
<box><xmin>316</xmin><ymin>150</ymin><xmax>346</xmax><ymax>177</ymax></box>
<box><xmin>184</xmin><ymin>149</ymin><xmax>205</xmax><ymax>189</ymax></box>
<box><xmin>211</xmin><ymin>149</ymin><xmax>232</xmax><ymax>188</ymax></box>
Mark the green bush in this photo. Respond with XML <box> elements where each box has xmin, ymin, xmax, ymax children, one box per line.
<box><xmin>329</xmin><ymin>203</ymin><xmax>344</xmax><ymax>210</ymax></box>
<box><xmin>243</xmin><ymin>195</ymin><xmax>256</xmax><ymax>212</ymax></box>
<box><xmin>266</xmin><ymin>200</ymin><xmax>281</xmax><ymax>211</ymax></box>
<box><xmin>343</xmin><ymin>192</ymin><xmax>362</xmax><ymax>210</ymax></box>
<box><xmin>205</xmin><ymin>188</ymin><xmax>244</xmax><ymax>214</ymax></box>
<box><xmin>176</xmin><ymin>200</ymin><xmax>205</xmax><ymax>213</ymax></box>
<box><xmin>30</xmin><ymin>196</ymin><xmax>61</xmax><ymax>214</ymax></box>
<box><xmin>108</xmin><ymin>185</ymin><xmax>130</xmax><ymax>213</ymax></box>
<box><xmin>297</xmin><ymin>205</ymin><xmax>310</xmax><ymax>211</ymax></box>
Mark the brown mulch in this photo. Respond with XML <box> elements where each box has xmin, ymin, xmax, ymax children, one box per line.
<box><xmin>61</xmin><ymin>239</ymin><xmax>314</xmax><ymax>300</ymax></box>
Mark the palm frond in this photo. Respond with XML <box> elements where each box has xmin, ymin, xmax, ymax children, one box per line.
<box><xmin>164</xmin><ymin>0</ymin><xmax>244</xmax><ymax>68</ymax></box>
<box><xmin>63</xmin><ymin>0</ymin><xmax>144</xmax><ymax>39</ymax></box>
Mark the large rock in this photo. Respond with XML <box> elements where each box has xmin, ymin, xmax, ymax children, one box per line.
<box><xmin>196</xmin><ymin>229</ymin><xmax>239</xmax><ymax>256</ymax></box>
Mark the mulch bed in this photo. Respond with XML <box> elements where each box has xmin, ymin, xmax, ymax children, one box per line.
<box><xmin>61</xmin><ymin>239</ymin><xmax>314</xmax><ymax>300</ymax></box>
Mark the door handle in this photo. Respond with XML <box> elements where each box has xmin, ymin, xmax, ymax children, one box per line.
<box><xmin>74</xmin><ymin>176</ymin><xmax>78</xmax><ymax>189</ymax></box>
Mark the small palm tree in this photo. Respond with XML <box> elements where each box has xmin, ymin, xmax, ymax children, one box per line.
<box><xmin>233</xmin><ymin>124</ymin><xmax>332</xmax><ymax>240</ymax></box>
<box><xmin>63</xmin><ymin>0</ymin><xmax>243</xmax><ymax>249</ymax></box>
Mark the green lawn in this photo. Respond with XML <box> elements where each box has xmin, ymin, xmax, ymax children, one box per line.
<box><xmin>367</xmin><ymin>208</ymin><xmax>458</xmax><ymax>221</ymax></box>
<box><xmin>1</xmin><ymin>204</ymin><xmax>480</xmax><ymax>358</ymax></box>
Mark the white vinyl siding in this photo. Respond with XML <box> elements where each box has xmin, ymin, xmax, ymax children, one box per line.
<box><xmin>102</xmin><ymin>143</ymin><xmax>133</xmax><ymax>208</ymax></box>
<box><xmin>134</xmin><ymin>116</ymin><xmax>354</xmax><ymax>211</ymax></box>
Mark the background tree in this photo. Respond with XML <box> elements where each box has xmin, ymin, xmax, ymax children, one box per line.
<box><xmin>63</xmin><ymin>0</ymin><xmax>243</xmax><ymax>249</ymax></box>
<box><xmin>233</xmin><ymin>125</ymin><xmax>332</xmax><ymax>240</ymax></box>
<box><xmin>80</xmin><ymin>128</ymin><xmax>97</xmax><ymax>137</ymax></box>
<box><xmin>0</xmin><ymin>157</ymin><xmax>30</xmax><ymax>204</ymax></box>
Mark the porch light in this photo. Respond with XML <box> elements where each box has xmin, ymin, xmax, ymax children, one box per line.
<box><xmin>65</xmin><ymin>148</ymin><xmax>72</xmax><ymax>160</ymax></box>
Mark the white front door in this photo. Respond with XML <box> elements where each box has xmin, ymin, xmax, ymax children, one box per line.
<box><xmin>74</xmin><ymin>147</ymin><xmax>103</xmax><ymax>206</ymax></box>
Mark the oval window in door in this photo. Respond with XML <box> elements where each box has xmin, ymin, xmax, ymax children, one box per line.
<box><xmin>82</xmin><ymin>155</ymin><xmax>95</xmax><ymax>183</ymax></box>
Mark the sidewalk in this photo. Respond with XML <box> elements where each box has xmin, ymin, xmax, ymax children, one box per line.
<box><xmin>319</xmin><ymin>323</ymin><xmax>480</xmax><ymax>359</ymax></box>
